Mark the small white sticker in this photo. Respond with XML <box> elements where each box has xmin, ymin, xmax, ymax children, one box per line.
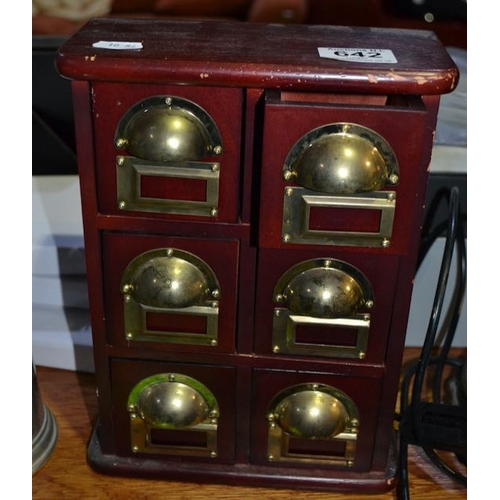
<box><xmin>318</xmin><ymin>47</ymin><xmax>397</xmax><ymax>64</ymax></box>
<box><xmin>92</xmin><ymin>41</ymin><xmax>143</xmax><ymax>50</ymax></box>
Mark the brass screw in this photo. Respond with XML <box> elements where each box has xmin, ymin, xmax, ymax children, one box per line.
<box><xmin>212</xmin><ymin>289</ymin><xmax>220</xmax><ymax>299</ymax></box>
<box><xmin>285</xmin><ymin>187</ymin><xmax>293</xmax><ymax>197</ymax></box>
<box><xmin>211</xmin><ymin>164</ymin><xmax>219</xmax><ymax>172</ymax></box>
<box><xmin>130</xmin><ymin>413</ymin><xmax>137</xmax><ymax>420</ymax></box>
<box><xmin>358</xmin><ymin>351</ymin><xmax>366</xmax><ymax>360</ymax></box>
<box><xmin>125</xmin><ymin>332</ymin><xmax>133</xmax><ymax>340</ymax></box>
<box><xmin>389</xmin><ymin>174</ymin><xmax>399</xmax><ymax>185</ymax></box>
<box><xmin>210</xmin><ymin>339</ymin><xmax>218</xmax><ymax>347</ymax></box>
<box><xmin>347</xmin><ymin>460</ymin><xmax>354</xmax><ymax>467</ymax></box>
<box><xmin>165</xmin><ymin>97</ymin><xmax>173</xmax><ymax>106</ymax></box>
<box><xmin>115</xmin><ymin>138</ymin><xmax>127</xmax><ymax>149</ymax></box>
<box><xmin>128</xmin><ymin>404</ymin><xmax>136</xmax><ymax>412</ymax></box>
<box><xmin>387</xmin><ymin>192</ymin><xmax>396</xmax><ymax>202</ymax></box>
<box><xmin>382</xmin><ymin>239</ymin><xmax>390</xmax><ymax>248</ymax></box>
<box><xmin>210</xmin><ymin>208</ymin><xmax>218</xmax><ymax>217</ymax></box>
<box><xmin>213</xmin><ymin>145</ymin><xmax>222</xmax><ymax>155</ymax></box>
<box><xmin>283</xmin><ymin>234</ymin><xmax>291</xmax><ymax>243</ymax></box>
<box><xmin>272</xmin><ymin>345</ymin><xmax>280</xmax><ymax>354</ymax></box>
<box><xmin>166</xmin><ymin>248</ymin><xmax>174</xmax><ymax>257</ymax></box>
<box><xmin>268</xmin><ymin>455</ymin><xmax>274</xmax><ymax>462</ymax></box>
<box><xmin>124</xmin><ymin>295</ymin><xmax>131</xmax><ymax>303</ymax></box>
<box><xmin>132</xmin><ymin>446</ymin><xmax>139</xmax><ymax>453</ymax></box>
<box><xmin>365</xmin><ymin>300</ymin><xmax>374</xmax><ymax>309</ymax></box>
<box><xmin>116</xmin><ymin>156</ymin><xmax>125</xmax><ymax>166</ymax></box>
<box><xmin>168</xmin><ymin>374</ymin><xmax>176</xmax><ymax>382</ymax></box>
<box><xmin>118</xmin><ymin>200</ymin><xmax>126</xmax><ymax>210</ymax></box>
<box><xmin>210</xmin><ymin>451</ymin><xmax>218</xmax><ymax>458</ymax></box>
<box><xmin>283</xmin><ymin>170</ymin><xmax>292</xmax><ymax>181</ymax></box>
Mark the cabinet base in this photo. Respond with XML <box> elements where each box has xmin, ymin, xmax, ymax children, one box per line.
<box><xmin>87</xmin><ymin>423</ymin><xmax>398</xmax><ymax>493</ymax></box>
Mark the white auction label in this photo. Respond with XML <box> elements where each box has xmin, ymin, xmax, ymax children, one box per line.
<box><xmin>92</xmin><ymin>41</ymin><xmax>143</xmax><ymax>50</ymax></box>
<box><xmin>318</xmin><ymin>47</ymin><xmax>397</xmax><ymax>64</ymax></box>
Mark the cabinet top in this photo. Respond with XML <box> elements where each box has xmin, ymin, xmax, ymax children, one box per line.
<box><xmin>56</xmin><ymin>18</ymin><xmax>458</xmax><ymax>95</ymax></box>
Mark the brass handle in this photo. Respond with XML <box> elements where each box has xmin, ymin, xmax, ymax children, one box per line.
<box><xmin>121</xmin><ymin>248</ymin><xmax>220</xmax><ymax>309</ymax></box>
<box><xmin>128</xmin><ymin>373</ymin><xmax>218</xmax><ymax>430</ymax></box>
<box><xmin>128</xmin><ymin>373</ymin><xmax>219</xmax><ymax>457</ymax></box>
<box><xmin>269</xmin><ymin>383</ymin><xmax>359</xmax><ymax>439</ymax></box>
<box><xmin>283</xmin><ymin>123</ymin><xmax>399</xmax><ymax>195</ymax></box>
<box><xmin>274</xmin><ymin>258</ymin><xmax>374</xmax><ymax>318</ymax></box>
<box><xmin>114</xmin><ymin>96</ymin><xmax>222</xmax><ymax>162</ymax></box>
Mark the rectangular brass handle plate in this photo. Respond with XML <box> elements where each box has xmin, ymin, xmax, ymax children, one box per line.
<box><xmin>267</xmin><ymin>424</ymin><xmax>357</xmax><ymax>466</ymax></box>
<box><xmin>116</xmin><ymin>157</ymin><xmax>219</xmax><ymax>217</ymax></box>
<box><xmin>282</xmin><ymin>187</ymin><xmax>396</xmax><ymax>247</ymax></box>
<box><xmin>272</xmin><ymin>308</ymin><xmax>369</xmax><ymax>360</ymax></box>
<box><xmin>124</xmin><ymin>301</ymin><xmax>219</xmax><ymax>347</ymax></box>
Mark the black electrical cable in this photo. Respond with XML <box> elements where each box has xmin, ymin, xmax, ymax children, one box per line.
<box><xmin>396</xmin><ymin>186</ymin><xmax>467</xmax><ymax>500</ymax></box>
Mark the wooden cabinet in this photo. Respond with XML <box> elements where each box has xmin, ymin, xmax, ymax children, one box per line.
<box><xmin>56</xmin><ymin>18</ymin><xmax>458</xmax><ymax>493</ymax></box>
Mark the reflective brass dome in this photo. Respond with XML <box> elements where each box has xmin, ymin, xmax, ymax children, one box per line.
<box><xmin>274</xmin><ymin>389</ymin><xmax>349</xmax><ymax>439</ymax></box>
<box><xmin>129</xmin><ymin>255</ymin><xmax>210</xmax><ymax>309</ymax></box>
<box><xmin>136</xmin><ymin>380</ymin><xmax>210</xmax><ymax>429</ymax></box>
<box><xmin>115</xmin><ymin>96</ymin><xmax>222</xmax><ymax>162</ymax></box>
<box><xmin>284</xmin><ymin>123</ymin><xmax>399</xmax><ymax>195</ymax></box>
<box><xmin>281</xmin><ymin>266</ymin><xmax>365</xmax><ymax>318</ymax></box>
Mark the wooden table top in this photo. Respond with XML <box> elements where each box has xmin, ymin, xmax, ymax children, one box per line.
<box><xmin>32</xmin><ymin>348</ymin><xmax>466</xmax><ymax>499</ymax></box>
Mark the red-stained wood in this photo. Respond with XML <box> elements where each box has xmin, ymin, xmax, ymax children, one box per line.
<box><xmin>54</xmin><ymin>18</ymin><xmax>461</xmax><ymax>494</ymax></box>
<box><xmin>56</xmin><ymin>18</ymin><xmax>458</xmax><ymax>95</ymax></box>
<box><xmin>32</xmin><ymin>349</ymin><xmax>467</xmax><ymax>499</ymax></box>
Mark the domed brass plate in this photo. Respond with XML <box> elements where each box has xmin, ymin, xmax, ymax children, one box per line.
<box><xmin>267</xmin><ymin>383</ymin><xmax>359</xmax><ymax>466</ymax></box>
<box><xmin>283</xmin><ymin>123</ymin><xmax>398</xmax><ymax>195</ymax></box>
<box><xmin>274</xmin><ymin>258</ymin><xmax>374</xmax><ymax>319</ymax></box>
<box><xmin>128</xmin><ymin>373</ymin><xmax>218</xmax><ymax>457</ymax></box>
<box><xmin>115</xmin><ymin>96</ymin><xmax>222</xmax><ymax>163</ymax></box>
<box><xmin>121</xmin><ymin>248</ymin><xmax>220</xmax><ymax>346</ymax></box>
<box><xmin>274</xmin><ymin>389</ymin><xmax>349</xmax><ymax>439</ymax></box>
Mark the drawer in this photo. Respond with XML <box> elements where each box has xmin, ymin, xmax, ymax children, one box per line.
<box><xmin>258</xmin><ymin>93</ymin><xmax>430</xmax><ymax>253</ymax></box>
<box><xmin>102</xmin><ymin>232</ymin><xmax>239</xmax><ymax>353</ymax></box>
<box><xmin>110</xmin><ymin>358</ymin><xmax>236</xmax><ymax>463</ymax></box>
<box><xmin>250</xmin><ymin>368</ymin><xmax>382</xmax><ymax>471</ymax></box>
<box><xmin>253</xmin><ymin>248</ymin><xmax>400</xmax><ymax>363</ymax></box>
<box><xmin>92</xmin><ymin>83</ymin><xmax>243</xmax><ymax>222</ymax></box>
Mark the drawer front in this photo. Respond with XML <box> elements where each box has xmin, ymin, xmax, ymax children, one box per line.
<box><xmin>259</xmin><ymin>94</ymin><xmax>430</xmax><ymax>253</ymax></box>
<box><xmin>253</xmin><ymin>248</ymin><xmax>400</xmax><ymax>364</ymax></box>
<box><xmin>92</xmin><ymin>83</ymin><xmax>243</xmax><ymax>222</ymax></box>
<box><xmin>110</xmin><ymin>359</ymin><xmax>236</xmax><ymax>463</ymax></box>
<box><xmin>103</xmin><ymin>232</ymin><xmax>239</xmax><ymax>353</ymax></box>
<box><xmin>250</xmin><ymin>369</ymin><xmax>382</xmax><ymax>471</ymax></box>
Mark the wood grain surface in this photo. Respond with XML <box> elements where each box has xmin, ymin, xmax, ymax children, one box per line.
<box><xmin>32</xmin><ymin>348</ymin><xmax>466</xmax><ymax>499</ymax></box>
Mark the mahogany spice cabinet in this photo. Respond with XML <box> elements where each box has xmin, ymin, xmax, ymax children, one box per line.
<box><xmin>55</xmin><ymin>19</ymin><xmax>458</xmax><ymax>493</ymax></box>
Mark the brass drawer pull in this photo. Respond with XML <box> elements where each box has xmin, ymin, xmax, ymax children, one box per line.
<box><xmin>267</xmin><ymin>383</ymin><xmax>359</xmax><ymax>466</ymax></box>
<box><xmin>128</xmin><ymin>373</ymin><xmax>219</xmax><ymax>457</ymax></box>
<box><xmin>114</xmin><ymin>95</ymin><xmax>222</xmax><ymax>163</ymax></box>
<box><xmin>283</xmin><ymin>123</ymin><xmax>398</xmax><ymax>195</ymax></box>
<box><xmin>272</xmin><ymin>259</ymin><xmax>373</xmax><ymax>359</ymax></box>
<box><xmin>121</xmin><ymin>248</ymin><xmax>220</xmax><ymax>346</ymax></box>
